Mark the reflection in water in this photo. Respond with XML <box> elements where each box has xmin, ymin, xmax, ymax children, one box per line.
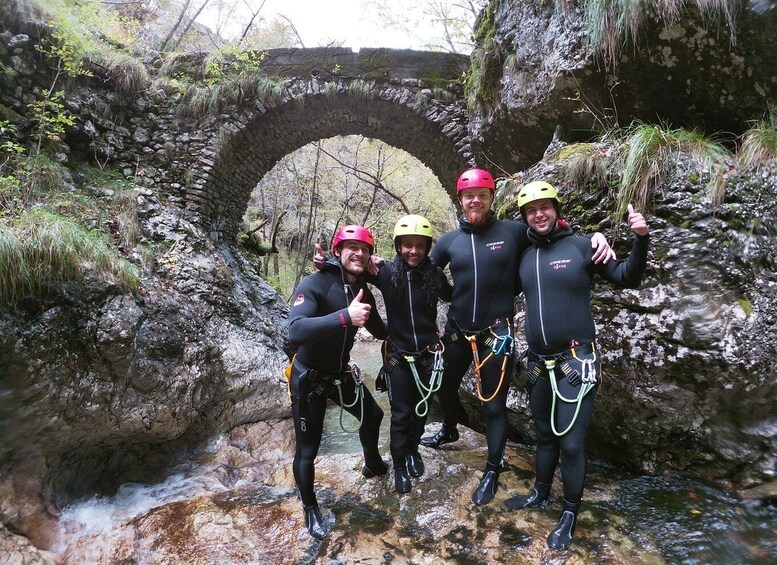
<box><xmin>599</xmin><ymin>472</ymin><xmax>777</xmax><ymax>564</ymax></box>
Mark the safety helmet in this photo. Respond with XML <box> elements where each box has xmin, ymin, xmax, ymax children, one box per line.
<box><xmin>332</xmin><ymin>224</ymin><xmax>375</xmax><ymax>254</ymax></box>
<box><xmin>456</xmin><ymin>168</ymin><xmax>495</xmax><ymax>193</ymax></box>
<box><xmin>393</xmin><ymin>214</ymin><xmax>433</xmax><ymax>252</ymax></box>
<box><xmin>517</xmin><ymin>181</ymin><xmax>561</xmax><ymax>219</ymax></box>
<box><xmin>393</xmin><ymin>215</ymin><xmax>433</xmax><ymax>240</ymax></box>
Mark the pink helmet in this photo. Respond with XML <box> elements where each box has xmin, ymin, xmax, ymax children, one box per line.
<box><xmin>331</xmin><ymin>224</ymin><xmax>375</xmax><ymax>253</ymax></box>
<box><xmin>456</xmin><ymin>168</ymin><xmax>495</xmax><ymax>193</ymax></box>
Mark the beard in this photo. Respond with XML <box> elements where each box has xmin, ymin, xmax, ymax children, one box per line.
<box><xmin>466</xmin><ymin>209</ymin><xmax>489</xmax><ymax>225</ymax></box>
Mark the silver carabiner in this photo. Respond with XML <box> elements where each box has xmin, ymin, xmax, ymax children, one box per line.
<box><xmin>348</xmin><ymin>361</ymin><xmax>363</xmax><ymax>386</ymax></box>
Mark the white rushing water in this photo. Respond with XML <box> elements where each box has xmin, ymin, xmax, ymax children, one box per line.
<box><xmin>53</xmin><ymin>441</ymin><xmax>231</xmax><ymax>553</ymax></box>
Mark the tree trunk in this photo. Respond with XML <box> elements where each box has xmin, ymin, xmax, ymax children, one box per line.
<box><xmin>159</xmin><ymin>0</ymin><xmax>192</xmax><ymax>52</ymax></box>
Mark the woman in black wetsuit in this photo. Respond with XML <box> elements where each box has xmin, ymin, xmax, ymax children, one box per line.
<box><xmin>369</xmin><ymin>215</ymin><xmax>451</xmax><ymax>493</ymax></box>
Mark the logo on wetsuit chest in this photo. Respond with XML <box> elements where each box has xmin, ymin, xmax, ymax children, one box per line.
<box><xmin>485</xmin><ymin>240</ymin><xmax>504</xmax><ymax>251</ymax></box>
<box><xmin>549</xmin><ymin>259</ymin><xmax>571</xmax><ymax>270</ymax></box>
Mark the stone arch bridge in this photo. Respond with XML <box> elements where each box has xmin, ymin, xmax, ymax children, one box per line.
<box><xmin>157</xmin><ymin>48</ymin><xmax>473</xmax><ymax>240</ymax></box>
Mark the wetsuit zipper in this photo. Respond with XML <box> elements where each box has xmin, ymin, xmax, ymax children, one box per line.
<box><xmin>535</xmin><ymin>247</ymin><xmax>549</xmax><ymax>348</ymax></box>
<box><xmin>470</xmin><ymin>233</ymin><xmax>478</xmax><ymax>324</ymax></box>
<box><xmin>341</xmin><ymin>282</ymin><xmax>351</xmax><ymax>372</ymax></box>
<box><xmin>407</xmin><ymin>270</ymin><xmax>419</xmax><ymax>351</ymax></box>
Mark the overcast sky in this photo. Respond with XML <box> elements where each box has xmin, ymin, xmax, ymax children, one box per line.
<box><xmin>197</xmin><ymin>0</ymin><xmax>457</xmax><ymax>51</ymax></box>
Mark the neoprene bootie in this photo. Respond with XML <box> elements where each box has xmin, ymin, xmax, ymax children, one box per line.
<box><xmin>406</xmin><ymin>451</ymin><xmax>425</xmax><ymax>478</ymax></box>
<box><xmin>471</xmin><ymin>464</ymin><xmax>501</xmax><ymax>506</ymax></box>
<box><xmin>394</xmin><ymin>466</ymin><xmax>412</xmax><ymax>494</ymax></box>
<box><xmin>420</xmin><ymin>425</ymin><xmax>459</xmax><ymax>449</ymax></box>
<box><xmin>362</xmin><ymin>459</ymin><xmax>390</xmax><ymax>478</ymax></box>
<box><xmin>303</xmin><ymin>505</ymin><xmax>328</xmax><ymax>540</ymax></box>
<box><xmin>547</xmin><ymin>499</ymin><xmax>581</xmax><ymax>550</ymax></box>
<box><xmin>504</xmin><ymin>481</ymin><xmax>552</xmax><ymax>510</ymax></box>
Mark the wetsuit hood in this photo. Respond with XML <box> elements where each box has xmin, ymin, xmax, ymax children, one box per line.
<box><xmin>527</xmin><ymin>221</ymin><xmax>573</xmax><ymax>247</ymax></box>
<box><xmin>458</xmin><ymin>210</ymin><xmax>497</xmax><ymax>234</ymax></box>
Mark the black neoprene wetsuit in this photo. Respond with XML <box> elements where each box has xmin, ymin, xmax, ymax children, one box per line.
<box><xmin>369</xmin><ymin>256</ymin><xmax>451</xmax><ymax>469</ymax></box>
<box><xmin>518</xmin><ymin>223</ymin><xmax>649</xmax><ymax>502</ymax></box>
<box><xmin>430</xmin><ymin>212</ymin><xmax>532</xmax><ymax>469</ymax></box>
<box><xmin>288</xmin><ymin>257</ymin><xmax>388</xmax><ymax>508</ymax></box>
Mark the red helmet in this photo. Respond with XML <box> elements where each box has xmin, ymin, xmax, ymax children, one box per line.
<box><xmin>332</xmin><ymin>224</ymin><xmax>375</xmax><ymax>253</ymax></box>
<box><xmin>456</xmin><ymin>168</ymin><xmax>495</xmax><ymax>193</ymax></box>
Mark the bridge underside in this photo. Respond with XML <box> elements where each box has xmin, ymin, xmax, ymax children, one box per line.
<box><xmin>192</xmin><ymin>90</ymin><xmax>470</xmax><ymax>239</ymax></box>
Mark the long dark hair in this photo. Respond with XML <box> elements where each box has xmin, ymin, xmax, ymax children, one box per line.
<box><xmin>389</xmin><ymin>254</ymin><xmax>438</xmax><ymax>307</ymax></box>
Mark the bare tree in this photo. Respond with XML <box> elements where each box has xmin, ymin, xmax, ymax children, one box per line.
<box><xmin>238</xmin><ymin>0</ymin><xmax>267</xmax><ymax>42</ymax></box>
<box><xmin>170</xmin><ymin>0</ymin><xmax>213</xmax><ymax>50</ymax></box>
<box><xmin>159</xmin><ymin>0</ymin><xmax>192</xmax><ymax>52</ymax></box>
<box><xmin>317</xmin><ymin>144</ymin><xmax>411</xmax><ymax>216</ymax></box>
<box><xmin>291</xmin><ymin>142</ymin><xmax>322</xmax><ymax>296</ymax></box>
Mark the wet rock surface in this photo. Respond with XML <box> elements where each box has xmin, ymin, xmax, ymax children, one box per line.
<box><xmin>54</xmin><ymin>422</ymin><xmax>663</xmax><ymax>564</ymax></box>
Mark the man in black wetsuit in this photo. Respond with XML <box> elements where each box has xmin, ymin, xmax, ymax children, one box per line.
<box><xmin>288</xmin><ymin>225</ymin><xmax>389</xmax><ymax>540</ymax></box>
<box><xmin>503</xmin><ymin>181</ymin><xmax>649</xmax><ymax>550</ymax></box>
<box><xmin>421</xmin><ymin>168</ymin><xmax>614</xmax><ymax>506</ymax></box>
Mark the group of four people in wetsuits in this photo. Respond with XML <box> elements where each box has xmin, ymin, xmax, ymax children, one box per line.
<box><xmin>287</xmin><ymin>167</ymin><xmax>650</xmax><ymax>548</ymax></box>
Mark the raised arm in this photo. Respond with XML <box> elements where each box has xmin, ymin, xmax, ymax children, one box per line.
<box><xmin>596</xmin><ymin>204</ymin><xmax>650</xmax><ymax>288</ymax></box>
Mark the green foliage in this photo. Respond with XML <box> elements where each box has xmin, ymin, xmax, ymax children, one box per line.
<box><xmin>465</xmin><ymin>0</ymin><xmax>502</xmax><ymax>113</ymax></box>
<box><xmin>28</xmin><ymin>91</ymin><xmax>76</xmax><ymax>148</ymax></box>
<box><xmin>576</xmin><ymin>0</ymin><xmax>740</xmax><ymax>68</ymax></box>
<box><xmin>24</xmin><ymin>0</ymin><xmax>149</xmax><ymax>96</ymax></box>
<box><xmin>178</xmin><ymin>75</ymin><xmax>286</xmax><ymax>118</ymax></box>
<box><xmin>0</xmin><ymin>208</ymin><xmax>139</xmax><ymax>307</ymax></box>
<box><xmin>562</xmin><ymin>144</ymin><xmax>613</xmax><ymax>192</ymax></box>
<box><xmin>613</xmin><ymin>122</ymin><xmax>729</xmax><ymax>226</ymax></box>
<box><xmin>1</xmin><ymin>152</ymin><xmax>71</xmax><ymax>215</ymax></box>
<box><xmin>346</xmin><ymin>80</ymin><xmax>373</xmax><ymax>100</ymax></box>
<box><xmin>736</xmin><ymin>297</ymin><xmax>753</xmax><ymax>316</ymax></box>
<box><xmin>36</xmin><ymin>29</ymin><xmax>94</xmax><ymax>83</ymax></box>
<box><xmin>737</xmin><ymin>118</ymin><xmax>777</xmax><ymax>168</ymax></box>
<box><xmin>0</xmin><ymin>120</ymin><xmax>25</xmax><ymax>200</ymax></box>
<box><xmin>98</xmin><ymin>49</ymin><xmax>150</xmax><ymax>97</ymax></box>
<box><xmin>177</xmin><ymin>45</ymin><xmax>285</xmax><ymax>119</ymax></box>
<box><xmin>204</xmin><ymin>46</ymin><xmax>268</xmax><ymax>86</ymax></box>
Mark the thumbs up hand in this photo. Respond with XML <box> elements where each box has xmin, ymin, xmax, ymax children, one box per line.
<box><xmin>347</xmin><ymin>288</ymin><xmax>371</xmax><ymax>327</ymax></box>
<box><xmin>313</xmin><ymin>243</ymin><xmax>326</xmax><ymax>270</ymax></box>
<box><xmin>627</xmin><ymin>204</ymin><xmax>649</xmax><ymax>236</ymax></box>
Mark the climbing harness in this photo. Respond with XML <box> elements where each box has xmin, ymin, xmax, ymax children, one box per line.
<box><xmin>541</xmin><ymin>344</ymin><xmax>598</xmax><ymax>437</ymax></box>
<box><xmin>381</xmin><ymin>339</ymin><xmax>445</xmax><ymax>417</ymax></box>
<box><xmin>462</xmin><ymin>319</ymin><xmax>515</xmax><ymax>403</ymax></box>
<box><xmin>291</xmin><ymin>359</ymin><xmax>366</xmax><ymax>434</ymax></box>
<box><xmin>333</xmin><ymin>362</ymin><xmax>365</xmax><ymax>433</ymax></box>
<box><xmin>406</xmin><ymin>341</ymin><xmax>445</xmax><ymax>417</ymax></box>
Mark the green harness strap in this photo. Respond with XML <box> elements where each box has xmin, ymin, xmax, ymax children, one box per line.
<box><xmin>333</xmin><ymin>362</ymin><xmax>365</xmax><ymax>433</ymax></box>
<box><xmin>405</xmin><ymin>348</ymin><xmax>445</xmax><ymax>417</ymax></box>
<box><xmin>545</xmin><ymin>349</ymin><xmax>598</xmax><ymax>437</ymax></box>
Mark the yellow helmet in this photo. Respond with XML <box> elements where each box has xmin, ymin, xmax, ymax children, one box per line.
<box><xmin>393</xmin><ymin>215</ymin><xmax>434</xmax><ymax>239</ymax></box>
<box><xmin>393</xmin><ymin>215</ymin><xmax>433</xmax><ymax>252</ymax></box>
<box><xmin>516</xmin><ymin>181</ymin><xmax>560</xmax><ymax>209</ymax></box>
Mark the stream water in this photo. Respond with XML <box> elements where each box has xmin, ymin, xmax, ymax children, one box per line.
<box><xmin>55</xmin><ymin>341</ymin><xmax>777</xmax><ymax>563</ymax></box>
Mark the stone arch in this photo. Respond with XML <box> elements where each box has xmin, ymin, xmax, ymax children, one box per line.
<box><xmin>186</xmin><ymin>78</ymin><xmax>472</xmax><ymax>239</ymax></box>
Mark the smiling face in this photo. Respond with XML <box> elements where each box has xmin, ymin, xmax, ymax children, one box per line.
<box><xmin>335</xmin><ymin>240</ymin><xmax>372</xmax><ymax>279</ymax></box>
<box><xmin>524</xmin><ymin>198</ymin><xmax>558</xmax><ymax>235</ymax></box>
<box><xmin>458</xmin><ymin>188</ymin><xmax>493</xmax><ymax>225</ymax></box>
<box><xmin>398</xmin><ymin>235</ymin><xmax>429</xmax><ymax>268</ymax></box>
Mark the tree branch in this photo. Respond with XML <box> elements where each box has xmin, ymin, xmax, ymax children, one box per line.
<box><xmin>317</xmin><ymin>145</ymin><xmax>410</xmax><ymax>214</ymax></box>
